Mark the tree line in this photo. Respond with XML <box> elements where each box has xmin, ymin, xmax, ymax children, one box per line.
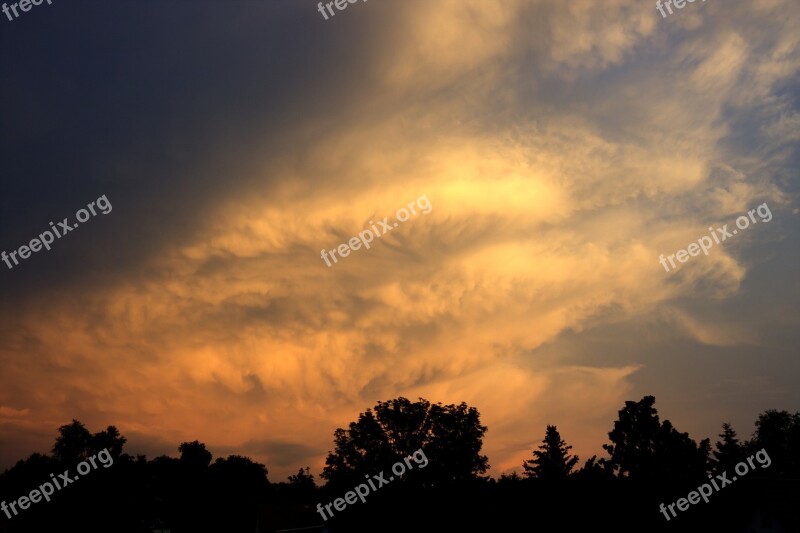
<box><xmin>0</xmin><ymin>395</ymin><xmax>798</xmax><ymax>532</ymax></box>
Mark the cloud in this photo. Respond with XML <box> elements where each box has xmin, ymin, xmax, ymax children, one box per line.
<box><xmin>234</xmin><ymin>440</ymin><xmax>319</xmax><ymax>470</ymax></box>
<box><xmin>0</xmin><ymin>406</ymin><xmax>31</xmax><ymax>420</ymax></box>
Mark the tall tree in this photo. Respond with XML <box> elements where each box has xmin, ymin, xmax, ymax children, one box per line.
<box><xmin>52</xmin><ymin>419</ymin><xmax>93</xmax><ymax>463</ymax></box>
<box><xmin>322</xmin><ymin>397</ymin><xmax>489</xmax><ymax>488</ymax></box>
<box><xmin>523</xmin><ymin>425</ymin><xmax>579</xmax><ymax>480</ymax></box>
<box><xmin>603</xmin><ymin>396</ymin><xmax>709</xmax><ymax>482</ymax></box>
<box><xmin>712</xmin><ymin>423</ymin><xmax>746</xmax><ymax>473</ymax></box>
<box><xmin>750</xmin><ymin>409</ymin><xmax>800</xmax><ymax>477</ymax></box>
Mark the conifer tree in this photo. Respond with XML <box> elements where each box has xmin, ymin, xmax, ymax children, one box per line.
<box><xmin>523</xmin><ymin>425</ymin><xmax>579</xmax><ymax>479</ymax></box>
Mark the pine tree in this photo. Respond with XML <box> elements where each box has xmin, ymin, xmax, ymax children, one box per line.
<box><xmin>712</xmin><ymin>423</ymin><xmax>746</xmax><ymax>473</ymax></box>
<box><xmin>523</xmin><ymin>425</ymin><xmax>579</xmax><ymax>480</ymax></box>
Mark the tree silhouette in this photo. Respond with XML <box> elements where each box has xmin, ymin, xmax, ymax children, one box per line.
<box><xmin>6</xmin><ymin>401</ymin><xmax>800</xmax><ymax>533</ymax></box>
<box><xmin>207</xmin><ymin>455</ymin><xmax>270</xmax><ymax>530</ymax></box>
<box><xmin>523</xmin><ymin>425</ymin><xmax>579</xmax><ymax>479</ymax></box>
<box><xmin>574</xmin><ymin>455</ymin><xmax>613</xmax><ymax>481</ymax></box>
<box><xmin>497</xmin><ymin>471</ymin><xmax>523</xmax><ymax>485</ymax></box>
<box><xmin>287</xmin><ymin>466</ymin><xmax>316</xmax><ymax>489</ymax></box>
<box><xmin>178</xmin><ymin>440</ymin><xmax>213</xmax><ymax>469</ymax></box>
<box><xmin>283</xmin><ymin>466</ymin><xmax>317</xmax><ymax>501</ymax></box>
<box><xmin>209</xmin><ymin>455</ymin><xmax>269</xmax><ymax>488</ymax></box>
<box><xmin>52</xmin><ymin>419</ymin><xmax>94</xmax><ymax>463</ymax></box>
<box><xmin>51</xmin><ymin>420</ymin><xmax>129</xmax><ymax>466</ymax></box>
<box><xmin>603</xmin><ymin>396</ymin><xmax>661</xmax><ymax>480</ymax></box>
<box><xmin>91</xmin><ymin>425</ymin><xmax>127</xmax><ymax>458</ymax></box>
<box><xmin>603</xmin><ymin>396</ymin><xmax>709</xmax><ymax>481</ymax></box>
<box><xmin>656</xmin><ymin>419</ymin><xmax>711</xmax><ymax>481</ymax></box>
<box><xmin>712</xmin><ymin>422</ymin><xmax>746</xmax><ymax>473</ymax></box>
<box><xmin>751</xmin><ymin>409</ymin><xmax>800</xmax><ymax>477</ymax></box>
<box><xmin>322</xmin><ymin>396</ymin><xmax>489</xmax><ymax>488</ymax></box>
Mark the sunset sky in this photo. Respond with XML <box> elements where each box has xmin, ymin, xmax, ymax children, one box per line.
<box><xmin>1</xmin><ymin>0</ymin><xmax>798</xmax><ymax>482</ymax></box>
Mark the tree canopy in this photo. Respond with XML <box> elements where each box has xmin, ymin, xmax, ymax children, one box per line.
<box><xmin>602</xmin><ymin>395</ymin><xmax>710</xmax><ymax>482</ymax></box>
<box><xmin>51</xmin><ymin>419</ymin><xmax>127</xmax><ymax>464</ymax></box>
<box><xmin>321</xmin><ymin>396</ymin><xmax>489</xmax><ymax>487</ymax></box>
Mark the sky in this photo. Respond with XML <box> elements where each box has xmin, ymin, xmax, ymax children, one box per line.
<box><xmin>0</xmin><ymin>0</ymin><xmax>798</xmax><ymax>482</ymax></box>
